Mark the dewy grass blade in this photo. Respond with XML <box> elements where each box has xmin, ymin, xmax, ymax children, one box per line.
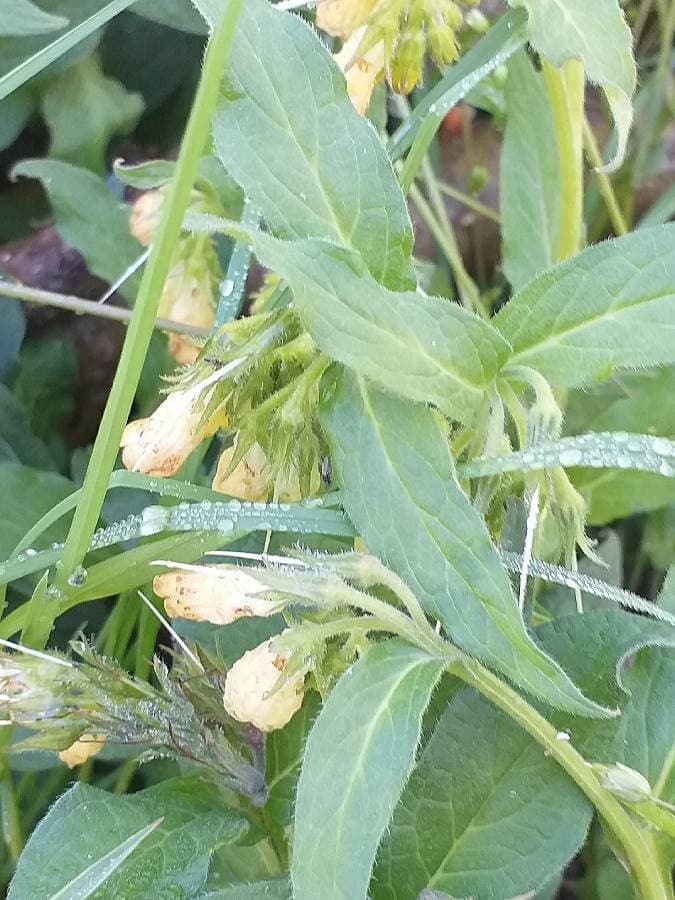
<box><xmin>55</xmin><ymin>0</ymin><xmax>245</xmax><ymax>591</ymax></box>
<box><xmin>0</xmin><ymin>0</ymin><xmax>140</xmax><ymax>101</ymax></box>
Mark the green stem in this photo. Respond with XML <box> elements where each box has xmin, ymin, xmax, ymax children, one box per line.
<box><xmin>455</xmin><ymin>656</ymin><xmax>673</xmax><ymax>900</ymax></box>
<box><xmin>54</xmin><ymin>0</ymin><xmax>244</xmax><ymax>589</ymax></box>
<box><xmin>437</xmin><ymin>180</ymin><xmax>500</xmax><ymax>224</ymax></box>
<box><xmin>542</xmin><ymin>59</ymin><xmax>585</xmax><ymax>260</ymax></box>
<box><xmin>582</xmin><ymin>119</ymin><xmax>628</xmax><ymax>235</ymax></box>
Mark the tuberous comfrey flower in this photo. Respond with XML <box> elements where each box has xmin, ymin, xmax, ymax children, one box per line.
<box><xmin>0</xmin><ymin>656</ymin><xmax>62</xmax><ymax>722</ymax></box>
<box><xmin>59</xmin><ymin>734</ymin><xmax>105</xmax><ymax>768</ymax></box>
<box><xmin>213</xmin><ymin>441</ymin><xmax>270</xmax><ymax>501</ymax></box>
<box><xmin>334</xmin><ymin>29</ymin><xmax>386</xmax><ymax>116</ymax></box>
<box><xmin>121</xmin><ymin>387</ymin><xmax>214</xmax><ymax>477</ymax></box>
<box><xmin>129</xmin><ymin>189</ymin><xmax>164</xmax><ymax>246</ymax></box>
<box><xmin>319</xmin><ymin>0</ymin><xmax>479</xmax><ymax>100</ymax></box>
<box><xmin>153</xmin><ymin>566</ymin><xmax>285</xmax><ymax>625</ymax></box>
<box><xmin>223</xmin><ymin>634</ymin><xmax>306</xmax><ymax>732</ymax></box>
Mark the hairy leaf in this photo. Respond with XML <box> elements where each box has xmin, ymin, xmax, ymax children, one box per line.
<box><xmin>8</xmin><ymin>776</ymin><xmax>246</xmax><ymax>899</ymax></box>
<box><xmin>373</xmin><ymin>688</ymin><xmax>591</xmax><ymax>899</ymax></box>
<box><xmin>292</xmin><ymin>641</ymin><xmax>444</xmax><ymax>900</ymax></box>
<box><xmin>199</xmin><ymin>880</ymin><xmax>290</xmax><ymax>899</ymax></box>
<box><xmin>508</xmin><ymin>0</ymin><xmax>635</xmax><ymax>170</ymax></box>
<box><xmin>501</xmin><ymin>51</ymin><xmax>559</xmax><ymax>289</ymax></box>
<box><xmin>252</xmin><ymin>232</ymin><xmax>509</xmax><ymax>423</ymax></box>
<box><xmin>213</xmin><ymin>0</ymin><xmax>415</xmax><ymax>290</ymax></box>
<box><xmin>495</xmin><ymin>226</ymin><xmax>675</xmax><ymax>386</ymax></box>
<box><xmin>320</xmin><ymin>371</ymin><xmax>608</xmax><ymax>716</ymax></box>
<box><xmin>12</xmin><ymin>159</ymin><xmax>143</xmax><ymax>300</ymax></box>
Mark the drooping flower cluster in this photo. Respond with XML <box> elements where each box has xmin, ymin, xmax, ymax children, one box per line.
<box><xmin>318</xmin><ymin>0</ymin><xmax>482</xmax><ymax>112</ymax></box>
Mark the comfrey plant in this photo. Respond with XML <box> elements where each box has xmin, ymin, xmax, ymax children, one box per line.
<box><xmin>0</xmin><ymin>0</ymin><xmax>674</xmax><ymax>898</ymax></box>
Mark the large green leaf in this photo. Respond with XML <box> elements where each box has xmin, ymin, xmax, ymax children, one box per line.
<box><xmin>567</xmin><ymin>368</ymin><xmax>675</xmax><ymax>523</ymax></box>
<box><xmin>0</xmin><ymin>0</ymin><xmax>67</xmax><ymax>37</ymax></box>
<box><xmin>133</xmin><ymin>0</ymin><xmax>207</xmax><ymax>34</ymax></box>
<box><xmin>501</xmin><ymin>51</ymin><xmax>559</xmax><ymax>289</ymax></box>
<box><xmin>8</xmin><ymin>776</ymin><xmax>246</xmax><ymax>899</ymax></box>
<box><xmin>0</xmin><ymin>462</ymin><xmax>74</xmax><ymax>560</ymax></box>
<box><xmin>250</xmin><ymin>232</ymin><xmax>509</xmax><ymax>424</ymax></box>
<box><xmin>373</xmin><ymin>687</ymin><xmax>591</xmax><ymax>900</ymax></box>
<box><xmin>495</xmin><ymin>225</ymin><xmax>675</xmax><ymax>387</ymax></box>
<box><xmin>291</xmin><ymin>641</ymin><xmax>444</xmax><ymax>900</ymax></box>
<box><xmin>41</xmin><ymin>53</ymin><xmax>143</xmax><ymax>172</ymax></box>
<box><xmin>12</xmin><ymin>159</ymin><xmax>142</xmax><ymax>299</ymax></box>
<box><xmin>507</xmin><ymin>0</ymin><xmax>635</xmax><ymax>170</ymax></box>
<box><xmin>213</xmin><ymin>0</ymin><xmax>414</xmax><ymax>290</ymax></box>
<box><xmin>320</xmin><ymin>371</ymin><xmax>607</xmax><ymax>716</ymax></box>
<box><xmin>0</xmin><ymin>385</ymin><xmax>55</xmax><ymax>470</ymax></box>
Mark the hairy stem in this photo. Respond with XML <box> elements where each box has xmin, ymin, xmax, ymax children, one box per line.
<box><xmin>55</xmin><ymin>0</ymin><xmax>244</xmax><ymax>588</ymax></box>
<box><xmin>582</xmin><ymin>119</ymin><xmax>629</xmax><ymax>235</ymax></box>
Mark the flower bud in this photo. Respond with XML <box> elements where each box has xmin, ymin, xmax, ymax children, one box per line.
<box><xmin>389</xmin><ymin>26</ymin><xmax>425</xmax><ymax>95</ymax></box>
<box><xmin>335</xmin><ymin>30</ymin><xmax>386</xmax><ymax>116</ymax></box>
<box><xmin>166</xmin><ymin>270</ymin><xmax>215</xmax><ymax>366</ymax></box>
<box><xmin>426</xmin><ymin>9</ymin><xmax>459</xmax><ymax>67</ymax></box>
<box><xmin>0</xmin><ymin>656</ymin><xmax>61</xmax><ymax>721</ymax></box>
<box><xmin>129</xmin><ymin>190</ymin><xmax>164</xmax><ymax>246</ymax></box>
<box><xmin>59</xmin><ymin>734</ymin><xmax>105</xmax><ymax>768</ymax></box>
<box><xmin>316</xmin><ymin>0</ymin><xmax>379</xmax><ymax>37</ymax></box>
<box><xmin>223</xmin><ymin>635</ymin><xmax>305</xmax><ymax>732</ymax></box>
<box><xmin>598</xmin><ymin>763</ymin><xmax>652</xmax><ymax>803</ymax></box>
<box><xmin>153</xmin><ymin>566</ymin><xmax>285</xmax><ymax>624</ymax></box>
<box><xmin>121</xmin><ymin>388</ymin><xmax>211</xmax><ymax>477</ymax></box>
<box><xmin>213</xmin><ymin>441</ymin><xmax>270</xmax><ymax>501</ymax></box>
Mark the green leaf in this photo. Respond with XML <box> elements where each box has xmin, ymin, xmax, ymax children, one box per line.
<box><xmin>0</xmin><ymin>0</ymin><xmax>67</xmax><ymax>37</ymax></box>
<box><xmin>320</xmin><ymin>371</ymin><xmax>609</xmax><ymax>716</ymax></box>
<box><xmin>250</xmin><ymin>232</ymin><xmax>509</xmax><ymax>424</ymax></box>
<box><xmin>133</xmin><ymin>0</ymin><xmax>207</xmax><ymax>34</ymax></box>
<box><xmin>12</xmin><ymin>159</ymin><xmax>143</xmax><ymax>300</ymax></box>
<box><xmin>501</xmin><ymin>51</ymin><xmax>559</xmax><ymax>289</ymax></box>
<box><xmin>213</xmin><ymin>0</ymin><xmax>414</xmax><ymax>290</ymax></box>
<box><xmin>373</xmin><ymin>687</ymin><xmax>592</xmax><ymax>900</ymax></box>
<box><xmin>507</xmin><ymin>0</ymin><xmax>636</xmax><ymax>171</ymax></box>
<box><xmin>291</xmin><ymin>641</ymin><xmax>445</xmax><ymax>900</ymax></box>
<box><xmin>49</xmin><ymin>818</ymin><xmax>163</xmax><ymax>900</ymax></box>
<box><xmin>0</xmin><ymin>0</ymin><xmax>139</xmax><ymax>102</ymax></box>
<box><xmin>495</xmin><ymin>225</ymin><xmax>675</xmax><ymax>387</ymax></box>
<box><xmin>40</xmin><ymin>53</ymin><xmax>143</xmax><ymax>172</ymax></box>
<box><xmin>0</xmin><ymin>462</ymin><xmax>74</xmax><ymax>561</ymax></box>
<box><xmin>266</xmin><ymin>692</ymin><xmax>321</xmax><ymax>847</ymax></box>
<box><xmin>8</xmin><ymin>776</ymin><xmax>246</xmax><ymax>899</ymax></box>
<box><xmin>198</xmin><ymin>878</ymin><xmax>290</xmax><ymax>899</ymax></box>
<box><xmin>19</xmin><ymin>572</ymin><xmax>53</xmax><ymax>649</ymax></box>
<box><xmin>0</xmin><ymin>297</ymin><xmax>25</xmax><ymax>376</ymax></box>
<box><xmin>0</xmin><ymin>384</ymin><xmax>56</xmax><ymax>470</ymax></box>
<box><xmin>0</xmin><ymin>86</ymin><xmax>35</xmax><ymax>150</ymax></box>
<box><xmin>536</xmin><ymin>610</ymin><xmax>675</xmax><ymax>763</ymax></box>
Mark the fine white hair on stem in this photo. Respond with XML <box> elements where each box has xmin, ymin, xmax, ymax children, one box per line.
<box><xmin>519</xmin><ymin>484</ymin><xmax>540</xmax><ymax>612</ymax></box>
<box><xmin>136</xmin><ymin>591</ymin><xmax>204</xmax><ymax>672</ymax></box>
<box><xmin>98</xmin><ymin>248</ymin><xmax>151</xmax><ymax>305</ymax></box>
<box><xmin>0</xmin><ymin>638</ymin><xmax>73</xmax><ymax>668</ymax></box>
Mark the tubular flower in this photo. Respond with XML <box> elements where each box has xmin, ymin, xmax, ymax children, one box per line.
<box><xmin>160</xmin><ymin>260</ymin><xmax>216</xmax><ymax>365</ymax></box>
<box><xmin>120</xmin><ymin>387</ymin><xmax>213</xmax><ymax>477</ymax></box>
<box><xmin>212</xmin><ymin>441</ymin><xmax>270</xmax><ymax>501</ymax></box>
<box><xmin>129</xmin><ymin>189</ymin><xmax>164</xmax><ymax>246</ymax></box>
<box><xmin>334</xmin><ymin>29</ymin><xmax>385</xmax><ymax>115</ymax></box>
<box><xmin>223</xmin><ymin>635</ymin><xmax>306</xmax><ymax>732</ymax></box>
<box><xmin>59</xmin><ymin>734</ymin><xmax>106</xmax><ymax>768</ymax></box>
<box><xmin>153</xmin><ymin>566</ymin><xmax>285</xmax><ymax>625</ymax></box>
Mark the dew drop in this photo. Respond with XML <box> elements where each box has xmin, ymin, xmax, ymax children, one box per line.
<box><xmin>67</xmin><ymin>566</ymin><xmax>88</xmax><ymax>587</ymax></box>
<box><xmin>559</xmin><ymin>449</ymin><xmax>583</xmax><ymax>467</ymax></box>
<box><xmin>139</xmin><ymin>506</ymin><xmax>169</xmax><ymax>537</ymax></box>
<box><xmin>221</xmin><ymin>278</ymin><xmax>235</xmax><ymax>297</ymax></box>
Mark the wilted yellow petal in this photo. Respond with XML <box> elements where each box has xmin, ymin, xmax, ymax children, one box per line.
<box><xmin>223</xmin><ymin>636</ymin><xmax>305</xmax><ymax>732</ymax></box>
<box><xmin>212</xmin><ymin>441</ymin><xmax>270</xmax><ymax>501</ymax></box>
<box><xmin>120</xmin><ymin>389</ymin><xmax>210</xmax><ymax>477</ymax></box>
<box><xmin>58</xmin><ymin>734</ymin><xmax>105</xmax><ymax>768</ymax></box>
<box><xmin>153</xmin><ymin>566</ymin><xmax>284</xmax><ymax>624</ymax></box>
<box><xmin>129</xmin><ymin>190</ymin><xmax>164</xmax><ymax>247</ymax></box>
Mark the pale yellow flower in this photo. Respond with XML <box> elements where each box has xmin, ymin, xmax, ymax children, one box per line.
<box><xmin>161</xmin><ymin>262</ymin><xmax>215</xmax><ymax>365</ymax></box>
<box><xmin>120</xmin><ymin>388</ymin><xmax>211</xmax><ymax>477</ymax></box>
<box><xmin>223</xmin><ymin>635</ymin><xmax>305</xmax><ymax>732</ymax></box>
<box><xmin>58</xmin><ymin>734</ymin><xmax>105</xmax><ymax>768</ymax></box>
<box><xmin>212</xmin><ymin>441</ymin><xmax>270</xmax><ymax>501</ymax></box>
<box><xmin>335</xmin><ymin>29</ymin><xmax>385</xmax><ymax>116</ymax></box>
<box><xmin>153</xmin><ymin>566</ymin><xmax>284</xmax><ymax>624</ymax></box>
<box><xmin>129</xmin><ymin>190</ymin><xmax>164</xmax><ymax>246</ymax></box>
<box><xmin>317</xmin><ymin>0</ymin><xmax>378</xmax><ymax>37</ymax></box>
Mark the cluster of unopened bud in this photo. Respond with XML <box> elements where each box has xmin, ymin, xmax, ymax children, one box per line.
<box><xmin>319</xmin><ymin>0</ymin><xmax>481</xmax><ymax>109</ymax></box>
